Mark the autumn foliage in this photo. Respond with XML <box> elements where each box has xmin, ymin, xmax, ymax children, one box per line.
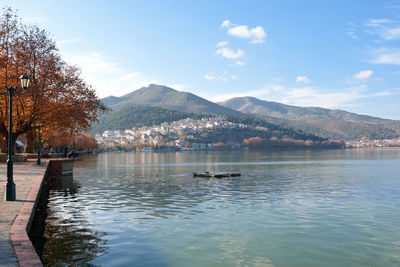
<box><xmin>243</xmin><ymin>136</ymin><xmax>345</xmax><ymax>149</ymax></box>
<box><xmin>0</xmin><ymin>8</ymin><xmax>107</xmax><ymax>151</ymax></box>
<box><xmin>45</xmin><ymin>131</ymin><xmax>98</xmax><ymax>151</ymax></box>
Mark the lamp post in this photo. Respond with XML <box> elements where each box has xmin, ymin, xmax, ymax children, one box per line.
<box><xmin>73</xmin><ymin>132</ymin><xmax>76</xmax><ymax>151</ymax></box>
<box><xmin>0</xmin><ymin>73</ymin><xmax>30</xmax><ymax>201</ymax></box>
<box><xmin>33</xmin><ymin>121</ymin><xmax>45</xmax><ymax>165</ymax></box>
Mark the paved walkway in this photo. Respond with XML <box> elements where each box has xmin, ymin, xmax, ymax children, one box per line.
<box><xmin>0</xmin><ymin>160</ymin><xmax>47</xmax><ymax>267</ymax></box>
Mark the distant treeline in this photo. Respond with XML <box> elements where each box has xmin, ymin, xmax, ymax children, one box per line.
<box><xmin>224</xmin><ymin>116</ymin><xmax>325</xmax><ymax>142</ymax></box>
<box><xmin>190</xmin><ymin>127</ymin><xmax>326</xmax><ymax>145</ymax></box>
<box><xmin>243</xmin><ymin>136</ymin><xmax>344</xmax><ymax>149</ymax></box>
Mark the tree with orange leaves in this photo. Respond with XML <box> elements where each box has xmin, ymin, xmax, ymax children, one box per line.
<box><xmin>0</xmin><ymin>8</ymin><xmax>107</xmax><ymax>152</ymax></box>
<box><xmin>45</xmin><ymin>131</ymin><xmax>98</xmax><ymax>151</ymax></box>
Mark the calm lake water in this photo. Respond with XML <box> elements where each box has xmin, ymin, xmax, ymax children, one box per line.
<box><xmin>41</xmin><ymin>149</ymin><xmax>400</xmax><ymax>266</ymax></box>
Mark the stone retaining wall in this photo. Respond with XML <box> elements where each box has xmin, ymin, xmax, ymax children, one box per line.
<box><xmin>9</xmin><ymin>162</ymin><xmax>48</xmax><ymax>267</ymax></box>
<box><xmin>0</xmin><ymin>155</ymin><xmax>28</xmax><ymax>162</ymax></box>
<box><xmin>9</xmin><ymin>159</ymin><xmax>69</xmax><ymax>267</ymax></box>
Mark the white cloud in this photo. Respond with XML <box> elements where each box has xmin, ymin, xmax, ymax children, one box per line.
<box><xmin>353</xmin><ymin>70</ymin><xmax>374</xmax><ymax>80</ymax></box>
<box><xmin>346</xmin><ymin>22</ymin><xmax>359</xmax><ymax>39</ymax></box>
<box><xmin>366</xmin><ymin>18</ymin><xmax>400</xmax><ymax>40</ymax></box>
<box><xmin>367</xmin><ymin>18</ymin><xmax>393</xmax><ymax>26</ymax></box>
<box><xmin>204</xmin><ymin>71</ymin><xmax>237</xmax><ymax>82</ymax></box>
<box><xmin>250</xmin><ymin>26</ymin><xmax>267</xmax><ymax>44</ymax></box>
<box><xmin>216</xmin><ymin>47</ymin><xmax>244</xmax><ymax>59</ymax></box>
<box><xmin>204</xmin><ymin>74</ymin><xmax>216</xmax><ymax>81</ymax></box>
<box><xmin>61</xmin><ymin>51</ymin><xmax>157</xmax><ymax>97</ymax></box>
<box><xmin>346</xmin><ymin>31</ymin><xmax>358</xmax><ymax>39</ymax></box>
<box><xmin>118</xmin><ymin>72</ymin><xmax>144</xmax><ymax>82</ymax></box>
<box><xmin>235</xmin><ymin>60</ymin><xmax>245</xmax><ymax>66</ymax></box>
<box><xmin>382</xmin><ymin>27</ymin><xmax>400</xmax><ymax>40</ymax></box>
<box><xmin>220</xmin><ymin>20</ymin><xmax>232</xmax><ymax>28</ymax></box>
<box><xmin>216</xmin><ymin>41</ymin><xmax>229</xmax><ymax>47</ymax></box>
<box><xmin>375</xmin><ymin>91</ymin><xmax>391</xmax><ymax>96</ymax></box>
<box><xmin>227</xmin><ymin>25</ymin><xmax>267</xmax><ymax>44</ymax></box>
<box><xmin>279</xmin><ymin>86</ymin><xmax>362</xmax><ymax>108</ymax></box>
<box><xmin>202</xmin><ymin>82</ymin><xmax>394</xmax><ymax>110</ymax></box>
<box><xmin>227</xmin><ymin>26</ymin><xmax>252</xmax><ymax>38</ymax></box>
<box><xmin>371</xmin><ymin>48</ymin><xmax>400</xmax><ymax>65</ymax></box>
<box><xmin>296</xmin><ymin>76</ymin><xmax>311</xmax><ymax>83</ymax></box>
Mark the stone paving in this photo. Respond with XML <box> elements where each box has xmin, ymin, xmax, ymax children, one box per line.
<box><xmin>0</xmin><ymin>160</ymin><xmax>47</xmax><ymax>267</ymax></box>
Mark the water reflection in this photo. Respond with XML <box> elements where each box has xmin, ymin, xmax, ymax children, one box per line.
<box><xmin>43</xmin><ymin>150</ymin><xmax>400</xmax><ymax>266</ymax></box>
<box><xmin>73</xmin><ymin>151</ymin><xmax>357</xmax><ymax>219</ymax></box>
<box><xmin>41</xmin><ymin>175</ymin><xmax>108</xmax><ymax>267</ymax></box>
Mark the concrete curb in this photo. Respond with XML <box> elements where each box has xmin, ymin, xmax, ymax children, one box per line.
<box><xmin>9</xmin><ymin>161</ymin><xmax>49</xmax><ymax>267</ymax></box>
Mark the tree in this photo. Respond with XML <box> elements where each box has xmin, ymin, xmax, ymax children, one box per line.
<box><xmin>0</xmin><ymin>8</ymin><xmax>108</xmax><ymax>153</ymax></box>
<box><xmin>243</xmin><ymin>137</ymin><xmax>265</xmax><ymax>147</ymax></box>
<box><xmin>44</xmin><ymin>130</ymin><xmax>72</xmax><ymax>150</ymax></box>
<box><xmin>75</xmin><ymin>134</ymin><xmax>99</xmax><ymax>151</ymax></box>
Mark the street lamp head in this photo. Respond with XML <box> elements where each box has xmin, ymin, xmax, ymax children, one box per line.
<box><xmin>19</xmin><ymin>73</ymin><xmax>30</xmax><ymax>89</ymax></box>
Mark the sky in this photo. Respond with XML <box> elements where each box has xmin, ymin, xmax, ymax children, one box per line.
<box><xmin>2</xmin><ymin>0</ymin><xmax>400</xmax><ymax>119</ymax></box>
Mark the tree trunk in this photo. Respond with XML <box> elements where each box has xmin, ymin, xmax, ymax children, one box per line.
<box><xmin>3</xmin><ymin>135</ymin><xmax>18</xmax><ymax>155</ymax></box>
<box><xmin>0</xmin><ymin>138</ymin><xmax>6</xmax><ymax>153</ymax></box>
<box><xmin>25</xmin><ymin>130</ymin><xmax>36</xmax><ymax>153</ymax></box>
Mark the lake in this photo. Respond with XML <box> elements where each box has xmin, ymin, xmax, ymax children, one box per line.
<box><xmin>40</xmin><ymin>149</ymin><xmax>400</xmax><ymax>266</ymax></box>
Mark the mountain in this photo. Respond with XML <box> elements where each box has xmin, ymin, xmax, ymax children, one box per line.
<box><xmin>220</xmin><ymin>97</ymin><xmax>400</xmax><ymax>140</ymax></box>
<box><xmin>92</xmin><ymin>105</ymin><xmax>326</xmax><ymax>144</ymax></box>
<box><xmin>104</xmin><ymin>84</ymin><xmax>242</xmax><ymax>116</ymax></box>
<box><xmin>97</xmin><ymin>85</ymin><xmax>400</xmax><ymax>140</ymax></box>
<box><xmin>220</xmin><ymin>96</ymin><xmax>388</xmax><ymax>122</ymax></box>
<box><xmin>91</xmin><ymin>105</ymin><xmax>213</xmax><ymax>134</ymax></box>
<box><xmin>102</xmin><ymin>95</ymin><xmax>126</xmax><ymax>106</ymax></box>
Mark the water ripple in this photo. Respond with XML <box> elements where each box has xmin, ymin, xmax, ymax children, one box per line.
<box><xmin>41</xmin><ymin>150</ymin><xmax>400</xmax><ymax>266</ymax></box>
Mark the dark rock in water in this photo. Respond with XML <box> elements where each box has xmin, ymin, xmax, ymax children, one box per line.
<box><xmin>193</xmin><ymin>171</ymin><xmax>241</xmax><ymax>178</ymax></box>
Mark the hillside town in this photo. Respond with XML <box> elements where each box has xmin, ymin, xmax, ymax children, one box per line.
<box><xmin>95</xmin><ymin>117</ymin><xmax>265</xmax><ymax>151</ymax></box>
<box><xmin>346</xmin><ymin>138</ymin><xmax>400</xmax><ymax>148</ymax></box>
<box><xmin>95</xmin><ymin>117</ymin><xmax>400</xmax><ymax>151</ymax></box>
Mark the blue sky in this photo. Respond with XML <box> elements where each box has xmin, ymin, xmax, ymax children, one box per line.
<box><xmin>3</xmin><ymin>0</ymin><xmax>400</xmax><ymax>119</ymax></box>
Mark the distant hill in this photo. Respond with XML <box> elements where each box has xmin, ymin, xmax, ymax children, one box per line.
<box><xmin>91</xmin><ymin>105</ymin><xmax>214</xmax><ymax>134</ymax></box>
<box><xmin>96</xmin><ymin>84</ymin><xmax>400</xmax><ymax>140</ymax></box>
<box><xmin>92</xmin><ymin>104</ymin><xmax>327</xmax><ymax>146</ymax></box>
<box><xmin>102</xmin><ymin>95</ymin><xmax>125</xmax><ymax>106</ymax></box>
<box><xmin>105</xmin><ymin>84</ymin><xmax>242</xmax><ymax>116</ymax></box>
<box><xmin>220</xmin><ymin>97</ymin><xmax>400</xmax><ymax>140</ymax></box>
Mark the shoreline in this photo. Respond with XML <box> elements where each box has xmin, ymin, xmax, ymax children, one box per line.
<box><xmin>98</xmin><ymin>145</ymin><xmax>346</xmax><ymax>153</ymax></box>
<box><xmin>9</xmin><ymin>161</ymin><xmax>47</xmax><ymax>267</ymax></box>
<box><xmin>97</xmin><ymin>146</ymin><xmax>400</xmax><ymax>154</ymax></box>
<box><xmin>0</xmin><ymin>159</ymin><xmax>75</xmax><ymax>267</ymax></box>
